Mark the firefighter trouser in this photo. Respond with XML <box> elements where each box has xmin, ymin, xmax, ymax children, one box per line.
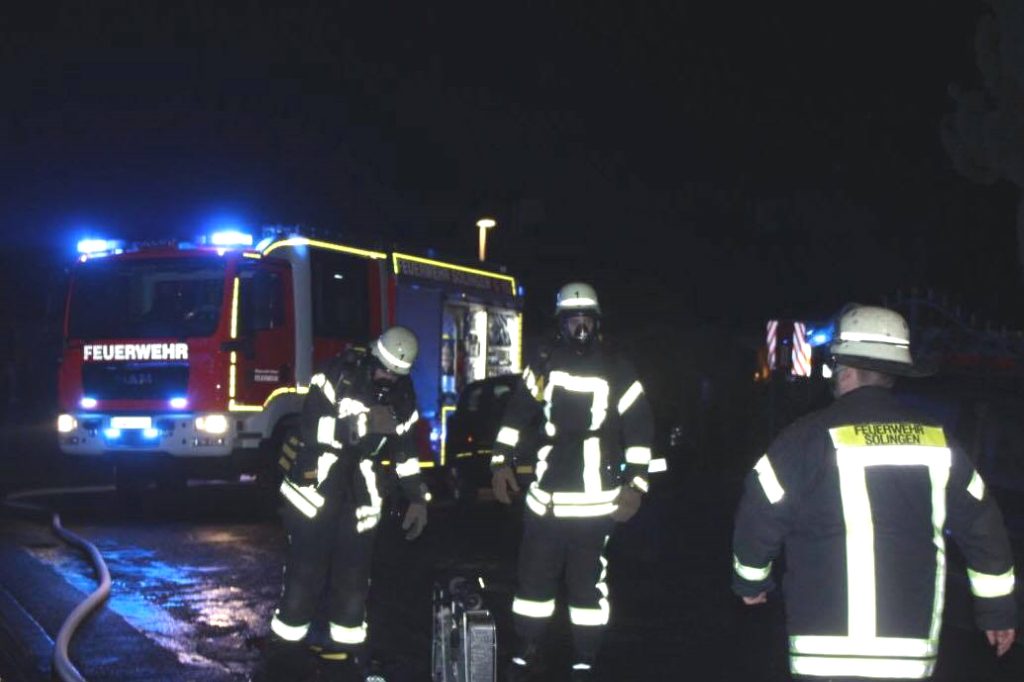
<box><xmin>512</xmin><ymin>510</ymin><xmax>614</xmax><ymax>663</ymax></box>
<box><xmin>273</xmin><ymin>504</ymin><xmax>376</xmax><ymax>650</ymax></box>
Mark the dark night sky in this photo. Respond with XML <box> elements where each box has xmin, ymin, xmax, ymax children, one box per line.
<box><xmin>2</xmin><ymin>1</ymin><xmax>1021</xmax><ymax>335</ymax></box>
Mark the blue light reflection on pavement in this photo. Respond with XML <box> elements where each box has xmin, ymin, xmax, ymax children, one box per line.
<box><xmin>27</xmin><ymin>525</ymin><xmax>279</xmax><ymax>676</ymax></box>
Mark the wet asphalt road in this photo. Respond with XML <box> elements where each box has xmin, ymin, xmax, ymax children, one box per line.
<box><xmin>1</xmin><ymin>450</ymin><xmax>1024</xmax><ymax>682</ymax></box>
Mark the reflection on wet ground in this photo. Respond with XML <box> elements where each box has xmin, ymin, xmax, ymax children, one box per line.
<box><xmin>29</xmin><ymin>521</ymin><xmax>283</xmax><ymax>677</ymax></box>
<box><xmin>20</xmin><ymin>481</ymin><xmax>285</xmax><ymax>680</ymax></box>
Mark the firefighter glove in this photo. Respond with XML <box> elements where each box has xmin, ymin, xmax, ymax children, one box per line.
<box><xmin>402</xmin><ymin>501</ymin><xmax>427</xmax><ymax>540</ymax></box>
<box><xmin>611</xmin><ymin>485</ymin><xmax>642</xmax><ymax>522</ymax></box>
<box><xmin>491</xmin><ymin>465</ymin><xmax>520</xmax><ymax>505</ymax></box>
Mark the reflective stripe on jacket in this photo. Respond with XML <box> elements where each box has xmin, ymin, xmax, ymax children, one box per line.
<box><xmin>492</xmin><ymin>345</ymin><xmax>654</xmax><ymax>517</ymax></box>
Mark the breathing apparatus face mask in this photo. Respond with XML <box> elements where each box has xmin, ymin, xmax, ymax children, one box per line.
<box><xmin>560</xmin><ymin>312</ymin><xmax>598</xmax><ymax>351</ymax></box>
<box><xmin>370</xmin><ymin>364</ymin><xmax>399</xmax><ymax>405</ymax></box>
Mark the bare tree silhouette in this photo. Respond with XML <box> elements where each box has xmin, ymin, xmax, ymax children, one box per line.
<box><xmin>942</xmin><ymin>0</ymin><xmax>1024</xmax><ymax>274</ymax></box>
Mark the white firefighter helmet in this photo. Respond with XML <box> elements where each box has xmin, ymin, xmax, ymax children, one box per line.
<box><xmin>829</xmin><ymin>304</ymin><xmax>930</xmax><ymax>377</ymax></box>
<box><xmin>555</xmin><ymin>281</ymin><xmax>601</xmax><ymax>316</ymax></box>
<box><xmin>371</xmin><ymin>325</ymin><xmax>419</xmax><ymax>375</ymax></box>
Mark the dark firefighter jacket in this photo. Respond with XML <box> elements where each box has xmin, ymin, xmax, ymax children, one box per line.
<box><xmin>278</xmin><ymin>346</ymin><xmax>425</xmax><ymax>528</ymax></box>
<box><xmin>732</xmin><ymin>385</ymin><xmax>1016</xmax><ymax>680</ymax></box>
<box><xmin>490</xmin><ymin>344</ymin><xmax>655</xmax><ymax>518</ymax></box>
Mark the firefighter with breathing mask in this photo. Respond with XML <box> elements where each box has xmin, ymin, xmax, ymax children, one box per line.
<box><xmin>491</xmin><ymin>281</ymin><xmax>656</xmax><ymax>681</ymax></box>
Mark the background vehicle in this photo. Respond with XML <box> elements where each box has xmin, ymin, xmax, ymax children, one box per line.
<box><xmin>56</xmin><ymin>227</ymin><xmax>524</xmax><ymax>495</ymax></box>
<box><xmin>443</xmin><ymin>374</ymin><xmax>525</xmax><ymax>501</ymax></box>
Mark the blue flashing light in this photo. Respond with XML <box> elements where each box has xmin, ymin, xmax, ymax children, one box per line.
<box><xmin>807</xmin><ymin>326</ymin><xmax>835</xmax><ymax>348</ymax></box>
<box><xmin>143</xmin><ymin>428</ymin><xmax>160</xmax><ymax>440</ymax></box>
<box><xmin>77</xmin><ymin>239</ymin><xmax>111</xmax><ymax>254</ymax></box>
<box><xmin>77</xmin><ymin>239</ymin><xmax>124</xmax><ymax>256</ymax></box>
<box><xmin>209</xmin><ymin>230</ymin><xmax>253</xmax><ymax>247</ymax></box>
<box><xmin>169</xmin><ymin>397</ymin><xmax>188</xmax><ymax>409</ymax></box>
<box><xmin>104</xmin><ymin>428</ymin><xmax>122</xmax><ymax>439</ymax></box>
<box><xmin>517</xmin><ymin>285</ymin><xmax>525</xmax><ymax>297</ymax></box>
<box><xmin>430</xmin><ymin>426</ymin><xmax>441</xmax><ymax>444</ymax></box>
<box><xmin>80</xmin><ymin>396</ymin><xmax>98</xmax><ymax>409</ymax></box>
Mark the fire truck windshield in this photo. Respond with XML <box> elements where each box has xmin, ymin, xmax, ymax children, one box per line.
<box><xmin>68</xmin><ymin>257</ymin><xmax>228</xmax><ymax>340</ymax></box>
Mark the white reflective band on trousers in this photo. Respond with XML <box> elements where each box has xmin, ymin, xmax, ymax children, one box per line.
<box><xmin>733</xmin><ymin>554</ymin><xmax>772</xmax><ymax>582</ymax></box>
<box><xmin>330</xmin><ymin>621</ymin><xmax>368</xmax><ymax>644</ymax></box>
<box><xmin>816</xmin><ymin>431</ymin><xmax>952</xmax><ymax>677</ymax></box>
<box><xmin>570</xmin><ymin>542</ymin><xmax>610</xmax><ymax>627</ymax></box>
<box><xmin>271</xmin><ymin>611</ymin><xmax>310</xmax><ymax>641</ymax></box>
<box><xmin>513</xmin><ymin>597</ymin><xmax>556</xmax><ymax>619</ymax></box>
<box><xmin>968</xmin><ymin>567</ymin><xmax>1016</xmax><ymax>598</ymax></box>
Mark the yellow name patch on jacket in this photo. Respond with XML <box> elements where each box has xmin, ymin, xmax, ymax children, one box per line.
<box><xmin>830</xmin><ymin>423</ymin><xmax>947</xmax><ymax>448</ymax></box>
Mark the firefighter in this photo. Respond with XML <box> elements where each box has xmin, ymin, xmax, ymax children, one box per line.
<box><xmin>490</xmin><ymin>281</ymin><xmax>655</xmax><ymax>681</ymax></box>
<box><xmin>732</xmin><ymin>304</ymin><xmax>1017</xmax><ymax>681</ymax></box>
<box><xmin>265</xmin><ymin>325</ymin><xmax>428</xmax><ymax>672</ymax></box>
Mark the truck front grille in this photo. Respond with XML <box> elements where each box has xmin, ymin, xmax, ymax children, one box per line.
<box><xmin>81</xmin><ymin>362</ymin><xmax>189</xmax><ymax>400</ymax></box>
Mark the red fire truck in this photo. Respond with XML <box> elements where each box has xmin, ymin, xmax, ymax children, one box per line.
<box><xmin>56</xmin><ymin>228</ymin><xmax>524</xmax><ymax>493</ymax></box>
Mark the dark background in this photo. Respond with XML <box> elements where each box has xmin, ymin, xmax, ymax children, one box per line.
<box><xmin>1</xmin><ymin>0</ymin><xmax>1022</xmax><ymax>436</ymax></box>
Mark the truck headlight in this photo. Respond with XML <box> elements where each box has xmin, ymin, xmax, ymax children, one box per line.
<box><xmin>58</xmin><ymin>414</ymin><xmax>77</xmax><ymax>433</ymax></box>
<box><xmin>195</xmin><ymin>414</ymin><xmax>229</xmax><ymax>434</ymax></box>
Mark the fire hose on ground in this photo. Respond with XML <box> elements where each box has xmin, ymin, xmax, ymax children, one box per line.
<box><xmin>3</xmin><ymin>486</ymin><xmax>115</xmax><ymax>682</ymax></box>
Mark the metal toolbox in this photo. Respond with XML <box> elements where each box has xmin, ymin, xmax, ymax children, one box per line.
<box><xmin>432</xmin><ymin>577</ymin><xmax>497</xmax><ymax>682</ymax></box>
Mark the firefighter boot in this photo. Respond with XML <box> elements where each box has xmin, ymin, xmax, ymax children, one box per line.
<box><xmin>250</xmin><ymin>634</ymin><xmax>314</xmax><ymax>681</ymax></box>
<box><xmin>503</xmin><ymin>641</ymin><xmax>542</xmax><ymax>682</ymax></box>
<box><xmin>361</xmin><ymin>656</ymin><xmax>388</xmax><ymax>682</ymax></box>
<box><xmin>569</xmin><ymin>661</ymin><xmax>595</xmax><ymax>682</ymax></box>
